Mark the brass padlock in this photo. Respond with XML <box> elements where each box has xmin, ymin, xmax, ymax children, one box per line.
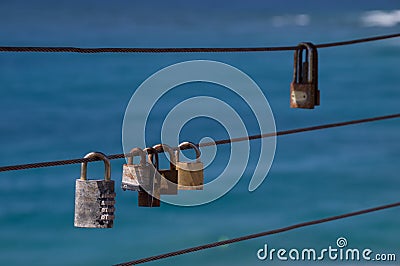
<box><xmin>138</xmin><ymin>147</ymin><xmax>161</xmax><ymax>207</ymax></box>
<box><xmin>176</xmin><ymin>142</ymin><xmax>204</xmax><ymax>190</ymax></box>
<box><xmin>153</xmin><ymin>144</ymin><xmax>178</xmax><ymax>195</ymax></box>
<box><xmin>74</xmin><ymin>152</ymin><xmax>115</xmax><ymax>228</ymax></box>
<box><xmin>290</xmin><ymin>42</ymin><xmax>320</xmax><ymax>109</ymax></box>
<box><xmin>121</xmin><ymin>147</ymin><xmax>148</xmax><ymax>191</ymax></box>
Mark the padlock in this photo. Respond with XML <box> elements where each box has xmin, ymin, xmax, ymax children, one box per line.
<box><xmin>176</xmin><ymin>142</ymin><xmax>204</xmax><ymax>190</ymax></box>
<box><xmin>290</xmin><ymin>42</ymin><xmax>320</xmax><ymax>109</ymax></box>
<box><xmin>121</xmin><ymin>147</ymin><xmax>148</xmax><ymax>191</ymax></box>
<box><xmin>153</xmin><ymin>144</ymin><xmax>178</xmax><ymax>195</ymax></box>
<box><xmin>74</xmin><ymin>152</ymin><xmax>115</xmax><ymax>228</ymax></box>
<box><xmin>137</xmin><ymin>147</ymin><xmax>161</xmax><ymax>207</ymax></box>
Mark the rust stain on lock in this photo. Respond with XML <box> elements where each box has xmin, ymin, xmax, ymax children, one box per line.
<box><xmin>121</xmin><ymin>148</ymin><xmax>149</xmax><ymax>191</ymax></box>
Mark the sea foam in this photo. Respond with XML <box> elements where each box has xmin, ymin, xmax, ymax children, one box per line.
<box><xmin>361</xmin><ymin>10</ymin><xmax>400</xmax><ymax>27</ymax></box>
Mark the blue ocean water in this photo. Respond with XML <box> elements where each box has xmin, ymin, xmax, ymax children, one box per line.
<box><xmin>0</xmin><ymin>1</ymin><xmax>399</xmax><ymax>265</ymax></box>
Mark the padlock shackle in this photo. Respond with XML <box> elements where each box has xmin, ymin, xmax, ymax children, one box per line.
<box><xmin>152</xmin><ymin>144</ymin><xmax>176</xmax><ymax>170</ymax></box>
<box><xmin>176</xmin><ymin>141</ymin><xmax>201</xmax><ymax>162</ymax></box>
<box><xmin>127</xmin><ymin>147</ymin><xmax>146</xmax><ymax>165</ymax></box>
<box><xmin>293</xmin><ymin>42</ymin><xmax>318</xmax><ymax>85</ymax></box>
<box><xmin>144</xmin><ymin>147</ymin><xmax>159</xmax><ymax>169</ymax></box>
<box><xmin>80</xmin><ymin>152</ymin><xmax>111</xmax><ymax>181</ymax></box>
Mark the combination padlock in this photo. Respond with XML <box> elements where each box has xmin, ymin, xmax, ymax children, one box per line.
<box><xmin>153</xmin><ymin>144</ymin><xmax>178</xmax><ymax>195</ymax></box>
<box><xmin>290</xmin><ymin>42</ymin><xmax>320</xmax><ymax>109</ymax></box>
<box><xmin>138</xmin><ymin>147</ymin><xmax>161</xmax><ymax>207</ymax></box>
<box><xmin>176</xmin><ymin>142</ymin><xmax>204</xmax><ymax>190</ymax></box>
<box><xmin>121</xmin><ymin>147</ymin><xmax>148</xmax><ymax>191</ymax></box>
<box><xmin>74</xmin><ymin>152</ymin><xmax>115</xmax><ymax>228</ymax></box>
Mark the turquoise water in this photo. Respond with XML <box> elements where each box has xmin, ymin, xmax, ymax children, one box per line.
<box><xmin>0</xmin><ymin>1</ymin><xmax>399</xmax><ymax>265</ymax></box>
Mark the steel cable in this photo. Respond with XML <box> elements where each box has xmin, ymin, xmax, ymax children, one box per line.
<box><xmin>0</xmin><ymin>113</ymin><xmax>399</xmax><ymax>172</ymax></box>
<box><xmin>0</xmin><ymin>33</ymin><xmax>399</xmax><ymax>53</ymax></box>
<box><xmin>114</xmin><ymin>201</ymin><xmax>400</xmax><ymax>265</ymax></box>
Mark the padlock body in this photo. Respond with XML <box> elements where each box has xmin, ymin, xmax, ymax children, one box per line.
<box><xmin>138</xmin><ymin>189</ymin><xmax>160</xmax><ymax>207</ymax></box>
<box><xmin>290</xmin><ymin>82</ymin><xmax>320</xmax><ymax>109</ymax></box>
<box><xmin>158</xmin><ymin>169</ymin><xmax>178</xmax><ymax>195</ymax></box>
<box><xmin>121</xmin><ymin>164</ymin><xmax>150</xmax><ymax>191</ymax></box>
<box><xmin>177</xmin><ymin>162</ymin><xmax>204</xmax><ymax>190</ymax></box>
<box><xmin>74</xmin><ymin>179</ymin><xmax>115</xmax><ymax>228</ymax></box>
<box><xmin>137</xmin><ymin>166</ymin><xmax>161</xmax><ymax>207</ymax></box>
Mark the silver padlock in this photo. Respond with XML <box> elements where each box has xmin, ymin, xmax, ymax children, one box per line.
<box><xmin>74</xmin><ymin>152</ymin><xmax>115</xmax><ymax>228</ymax></box>
<box><xmin>121</xmin><ymin>148</ymin><xmax>149</xmax><ymax>191</ymax></box>
<box><xmin>176</xmin><ymin>142</ymin><xmax>204</xmax><ymax>190</ymax></box>
<box><xmin>138</xmin><ymin>147</ymin><xmax>161</xmax><ymax>207</ymax></box>
<box><xmin>153</xmin><ymin>144</ymin><xmax>178</xmax><ymax>195</ymax></box>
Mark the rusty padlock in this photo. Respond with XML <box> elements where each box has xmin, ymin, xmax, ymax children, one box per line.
<box><xmin>74</xmin><ymin>152</ymin><xmax>115</xmax><ymax>228</ymax></box>
<box><xmin>137</xmin><ymin>147</ymin><xmax>161</xmax><ymax>207</ymax></box>
<box><xmin>121</xmin><ymin>147</ymin><xmax>148</xmax><ymax>191</ymax></box>
<box><xmin>176</xmin><ymin>142</ymin><xmax>204</xmax><ymax>190</ymax></box>
<box><xmin>153</xmin><ymin>144</ymin><xmax>178</xmax><ymax>195</ymax></box>
<box><xmin>290</xmin><ymin>42</ymin><xmax>320</xmax><ymax>109</ymax></box>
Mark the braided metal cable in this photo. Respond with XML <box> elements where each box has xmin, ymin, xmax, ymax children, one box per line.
<box><xmin>0</xmin><ymin>113</ymin><xmax>399</xmax><ymax>172</ymax></box>
<box><xmin>114</xmin><ymin>201</ymin><xmax>400</xmax><ymax>265</ymax></box>
<box><xmin>0</xmin><ymin>33</ymin><xmax>399</xmax><ymax>53</ymax></box>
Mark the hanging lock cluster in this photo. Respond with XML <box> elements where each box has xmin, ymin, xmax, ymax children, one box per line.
<box><xmin>290</xmin><ymin>42</ymin><xmax>320</xmax><ymax>109</ymax></box>
<box><xmin>72</xmin><ymin>42</ymin><xmax>321</xmax><ymax>227</ymax></box>
<box><xmin>120</xmin><ymin>142</ymin><xmax>205</xmax><ymax>207</ymax></box>
<box><xmin>73</xmin><ymin>143</ymin><xmax>205</xmax><ymax>228</ymax></box>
